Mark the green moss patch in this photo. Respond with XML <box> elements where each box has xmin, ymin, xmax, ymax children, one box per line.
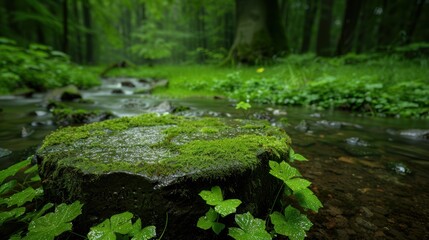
<box><xmin>38</xmin><ymin>114</ymin><xmax>291</xmax><ymax>180</ymax></box>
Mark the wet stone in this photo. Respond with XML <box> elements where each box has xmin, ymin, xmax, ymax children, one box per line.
<box><xmin>386</xmin><ymin>162</ymin><xmax>412</xmax><ymax>175</ymax></box>
<box><xmin>355</xmin><ymin>217</ymin><xmax>377</xmax><ymax>231</ymax></box>
<box><xmin>0</xmin><ymin>148</ymin><xmax>12</xmax><ymax>158</ymax></box>
<box><xmin>36</xmin><ymin>114</ymin><xmax>291</xmax><ymax>239</ymax></box>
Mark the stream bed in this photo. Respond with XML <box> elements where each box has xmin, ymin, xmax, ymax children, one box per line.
<box><xmin>1</xmin><ymin>78</ymin><xmax>429</xmax><ymax>239</ymax></box>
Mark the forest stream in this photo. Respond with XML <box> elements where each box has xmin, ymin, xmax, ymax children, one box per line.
<box><xmin>1</xmin><ymin>77</ymin><xmax>429</xmax><ymax>240</ymax></box>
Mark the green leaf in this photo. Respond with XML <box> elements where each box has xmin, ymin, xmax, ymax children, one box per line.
<box><xmin>215</xmin><ymin>199</ymin><xmax>242</xmax><ymax>217</ymax></box>
<box><xmin>197</xmin><ymin>208</ymin><xmax>218</xmax><ymax>230</ymax></box>
<box><xmin>5</xmin><ymin>187</ymin><xmax>42</xmax><ymax>207</ymax></box>
<box><xmin>294</xmin><ymin>188</ymin><xmax>323</xmax><ymax>212</ymax></box>
<box><xmin>270</xmin><ymin>206</ymin><xmax>313</xmax><ymax>240</ymax></box>
<box><xmin>0</xmin><ymin>180</ymin><xmax>17</xmax><ymax>195</ymax></box>
<box><xmin>24</xmin><ymin>164</ymin><xmax>38</xmax><ymax>174</ymax></box>
<box><xmin>88</xmin><ymin>212</ymin><xmax>134</xmax><ymax>239</ymax></box>
<box><xmin>21</xmin><ymin>203</ymin><xmax>54</xmax><ymax>222</ymax></box>
<box><xmin>236</xmin><ymin>101</ymin><xmax>252</xmax><ymax>110</ymax></box>
<box><xmin>130</xmin><ymin>218</ymin><xmax>142</xmax><ymax>237</ymax></box>
<box><xmin>285</xmin><ymin>178</ymin><xmax>311</xmax><ymax>192</ymax></box>
<box><xmin>131</xmin><ymin>226</ymin><xmax>156</xmax><ymax>240</ymax></box>
<box><xmin>197</xmin><ymin>208</ymin><xmax>225</xmax><ymax>235</ymax></box>
<box><xmin>269</xmin><ymin>161</ymin><xmax>301</xmax><ymax>183</ymax></box>
<box><xmin>24</xmin><ymin>201</ymin><xmax>83</xmax><ymax>240</ymax></box>
<box><xmin>110</xmin><ymin>211</ymin><xmax>133</xmax><ymax>234</ymax></box>
<box><xmin>88</xmin><ymin>219</ymin><xmax>116</xmax><ymax>240</ymax></box>
<box><xmin>0</xmin><ymin>158</ymin><xmax>31</xmax><ymax>184</ymax></box>
<box><xmin>0</xmin><ymin>207</ymin><xmax>26</xmax><ymax>225</ymax></box>
<box><xmin>199</xmin><ymin>186</ymin><xmax>223</xmax><ymax>206</ymax></box>
<box><xmin>292</xmin><ymin>153</ymin><xmax>308</xmax><ymax>162</ymax></box>
<box><xmin>228</xmin><ymin>212</ymin><xmax>271</xmax><ymax>240</ymax></box>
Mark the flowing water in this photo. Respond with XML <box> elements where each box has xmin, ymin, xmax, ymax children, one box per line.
<box><xmin>1</xmin><ymin>78</ymin><xmax>428</xmax><ymax>239</ymax></box>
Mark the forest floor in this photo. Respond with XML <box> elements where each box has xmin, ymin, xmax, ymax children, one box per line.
<box><xmin>104</xmin><ymin>55</ymin><xmax>429</xmax><ymax>119</ymax></box>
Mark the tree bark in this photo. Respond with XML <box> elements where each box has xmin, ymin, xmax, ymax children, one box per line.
<box><xmin>83</xmin><ymin>0</ymin><xmax>94</xmax><ymax>64</ymax></box>
<box><xmin>301</xmin><ymin>0</ymin><xmax>318</xmax><ymax>53</ymax></box>
<box><xmin>404</xmin><ymin>0</ymin><xmax>424</xmax><ymax>44</ymax></box>
<box><xmin>316</xmin><ymin>0</ymin><xmax>334</xmax><ymax>56</ymax></box>
<box><xmin>227</xmin><ymin>0</ymin><xmax>287</xmax><ymax>64</ymax></box>
<box><xmin>336</xmin><ymin>0</ymin><xmax>363</xmax><ymax>55</ymax></box>
<box><xmin>62</xmin><ymin>0</ymin><xmax>69</xmax><ymax>54</ymax></box>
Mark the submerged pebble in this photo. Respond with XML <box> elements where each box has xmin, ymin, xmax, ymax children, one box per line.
<box><xmin>386</xmin><ymin>162</ymin><xmax>412</xmax><ymax>175</ymax></box>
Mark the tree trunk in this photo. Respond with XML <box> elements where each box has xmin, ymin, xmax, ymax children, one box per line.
<box><xmin>316</xmin><ymin>0</ymin><xmax>334</xmax><ymax>56</ymax></box>
<box><xmin>62</xmin><ymin>0</ymin><xmax>69</xmax><ymax>54</ymax></box>
<box><xmin>83</xmin><ymin>0</ymin><xmax>94</xmax><ymax>64</ymax></box>
<box><xmin>404</xmin><ymin>0</ymin><xmax>424</xmax><ymax>44</ymax></box>
<box><xmin>301</xmin><ymin>0</ymin><xmax>318</xmax><ymax>53</ymax></box>
<box><xmin>73</xmin><ymin>0</ymin><xmax>83</xmax><ymax>63</ymax></box>
<box><xmin>336</xmin><ymin>0</ymin><xmax>363</xmax><ymax>55</ymax></box>
<box><xmin>227</xmin><ymin>0</ymin><xmax>287</xmax><ymax>64</ymax></box>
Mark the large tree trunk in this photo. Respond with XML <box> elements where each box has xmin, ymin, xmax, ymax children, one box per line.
<box><xmin>404</xmin><ymin>0</ymin><xmax>424</xmax><ymax>44</ymax></box>
<box><xmin>336</xmin><ymin>0</ymin><xmax>363</xmax><ymax>55</ymax></box>
<box><xmin>316</xmin><ymin>0</ymin><xmax>334</xmax><ymax>56</ymax></box>
<box><xmin>82</xmin><ymin>0</ymin><xmax>94</xmax><ymax>64</ymax></box>
<box><xmin>227</xmin><ymin>0</ymin><xmax>287</xmax><ymax>64</ymax></box>
<box><xmin>301</xmin><ymin>0</ymin><xmax>318</xmax><ymax>53</ymax></box>
<box><xmin>62</xmin><ymin>0</ymin><xmax>69</xmax><ymax>54</ymax></box>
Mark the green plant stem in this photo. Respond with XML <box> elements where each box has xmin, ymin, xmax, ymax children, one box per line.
<box><xmin>265</xmin><ymin>183</ymin><xmax>284</xmax><ymax>226</ymax></box>
<box><xmin>158</xmin><ymin>212</ymin><xmax>168</xmax><ymax>240</ymax></box>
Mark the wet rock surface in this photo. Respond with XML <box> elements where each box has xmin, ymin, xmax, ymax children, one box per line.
<box><xmin>36</xmin><ymin>114</ymin><xmax>290</xmax><ymax>239</ymax></box>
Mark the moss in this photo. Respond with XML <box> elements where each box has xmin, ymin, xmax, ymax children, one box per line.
<box><xmin>39</xmin><ymin>113</ymin><xmax>291</xmax><ymax>180</ymax></box>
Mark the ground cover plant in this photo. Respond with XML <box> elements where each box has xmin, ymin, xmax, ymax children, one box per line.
<box><xmin>0</xmin><ymin>38</ymin><xmax>100</xmax><ymax>94</ymax></box>
<box><xmin>105</xmin><ymin>51</ymin><xmax>429</xmax><ymax>119</ymax></box>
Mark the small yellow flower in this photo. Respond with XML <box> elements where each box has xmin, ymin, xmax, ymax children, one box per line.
<box><xmin>256</xmin><ymin>67</ymin><xmax>264</xmax><ymax>73</ymax></box>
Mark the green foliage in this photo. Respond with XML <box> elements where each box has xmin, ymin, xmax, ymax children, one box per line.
<box><xmin>228</xmin><ymin>212</ymin><xmax>271</xmax><ymax>240</ymax></box>
<box><xmin>88</xmin><ymin>212</ymin><xmax>156</xmax><ymax>240</ymax></box>
<box><xmin>3</xmin><ymin>187</ymin><xmax>43</xmax><ymax>207</ymax></box>
<box><xmin>270</xmin><ymin>206</ymin><xmax>313</xmax><ymax>240</ymax></box>
<box><xmin>199</xmin><ymin>186</ymin><xmax>242</xmax><ymax>217</ymax></box>
<box><xmin>23</xmin><ymin>201</ymin><xmax>83</xmax><ymax>240</ymax></box>
<box><xmin>197</xmin><ymin>208</ymin><xmax>225</xmax><ymax>234</ymax></box>
<box><xmin>0</xmin><ymin>157</ymin><xmax>31</xmax><ymax>184</ymax></box>
<box><xmin>197</xmin><ymin>149</ymin><xmax>321</xmax><ymax>239</ymax></box>
<box><xmin>235</xmin><ymin>101</ymin><xmax>252</xmax><ymax>110</ymax></box>
<box><xmin>0</xmin><ymin>38</ymin><xmax>100</xmax><ymax>94</ymax></box>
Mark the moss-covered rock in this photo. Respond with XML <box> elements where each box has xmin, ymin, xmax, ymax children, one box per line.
<box><xmin>36</xmin><ymin>113</ymin><xmax>291</xmax><ymax>239</ymax></box>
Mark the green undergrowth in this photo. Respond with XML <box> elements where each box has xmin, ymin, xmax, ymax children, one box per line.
<box><xmin>0</xmin><ymin>38</ymin><xmax>100</xmax><ymax>94</ymax></box>
<box><xmin>105</xmin><ymin>51</ymin><xmax>429</xmax><ymax>118</ymax></box>
<box><xmin>39</xmin><ymin>114</ymin><xmax>291</xmax><ymax>179</ymax></box>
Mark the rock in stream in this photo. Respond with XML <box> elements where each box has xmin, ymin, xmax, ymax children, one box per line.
<box><xmin>35</xmin><ymin>114</ymin><xmax>291</xmax><ymax>239</ymax></box>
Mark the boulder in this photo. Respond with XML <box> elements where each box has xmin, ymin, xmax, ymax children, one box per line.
<box><xmin>52</xmin><ymin>108</ymin><xmax>116</xmax><ymax>126</ymax></box>
<box><xmin>36</xmin><ymin>114</ymin><xmax>291</xmax><ymax>239</ymax></box>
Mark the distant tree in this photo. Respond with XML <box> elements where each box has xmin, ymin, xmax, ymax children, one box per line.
<box><xmin>336</xmin><ymin>0</ymin><xmax>363</xmax><ymax>55</ymax></box>
<box><xmin>62</xmin><ymin>0</ymin><xmax>69</xmax><ymax>53</ymax></box>
<box><xmin>226</xmin><ymin>0</ymin><xmax>287</xmax><ymax>64</ymax></box>
<box><xmin>82</xmin><ymin>0</ymin><xmax>94</xmax><ymax>64</ymax></box>
<box><xmin>316</xmin><ymin>0</ymin><xmax>334</xmax><ymax>56</ymax></box>
<box><xmin>404</xmin><ymin>0</ymin><xmax>425</xmax><ymax>44</ymax></box>
<box><xmin>301</xmin><ymin>0</ymin><xmax>318</xmax><ymax>53</ymax></box>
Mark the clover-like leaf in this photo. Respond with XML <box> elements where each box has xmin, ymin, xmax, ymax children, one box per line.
<box><xmin>197</xmin><ymin>208</ymin><xmax>225</xmax><ymax>234</ymax></box>
<box><xmin>294</xmin><ymin>188</ymin><xmax>323</xmax><ymax>212</ymax></box>
<box><xmin>199</xmin><ymin>186</ymin><xmax>223</xmax><ymax>206</ymax></box>
<box><xmin>0</xmin><ymin>180</ymin><xmax>17</xmax><ymax>195</ymax></box>
<box><xmin>88</xmin><ymin>211</ymin><xmax>134</xmax><ymax>239</ymax></box>
<box><xmin>131</xmin><ymin>226</ymin><xmax>156</xmax><ymax>240</ymax></box>
<box><xmin>24</xmin><ymin>201</ymin><xmax>83</xmax><ymax>240</ymax></box>
<box><xmin>285</xmin><ymin>178</ymin><xmax>311</xmax><ymax>192</ymax></box>
<box><xmin>0</xmin><ymin>207</ymin><xmax>26</xmax><ymax>225</ymax></box>
<box><xmin>228</xmin><ymin>212</ymin><xmax>271</xmax><ymax>240</ymax></box>
<box><xmin>215</xmin><ymin>199</ymin><xmax>242</xmax><ymax>217</ymax></box>
<box><xmin>0</xmin><ymin>158</ymin><xmax>30</xmax><ymax>184</ymax></box>
<box><xmin>4</xmin><ymin>187</ymin><xmax>43</xmax><ymax>207</ymax></box>
<box><xmin>269</xmin><ymin>161</ymin><xmax>301</xmax><ymax>183</ymax></box>
<box><xmin>270</xmin><ymin>206</ymin><xmax>313</xmax><ymax>240</ymax></box>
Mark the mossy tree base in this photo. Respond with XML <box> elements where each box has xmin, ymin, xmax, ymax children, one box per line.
<box><xmin>36</xmin><ymin>114</ymin><xmax>291</xmax><ymax>239</ymax></box>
